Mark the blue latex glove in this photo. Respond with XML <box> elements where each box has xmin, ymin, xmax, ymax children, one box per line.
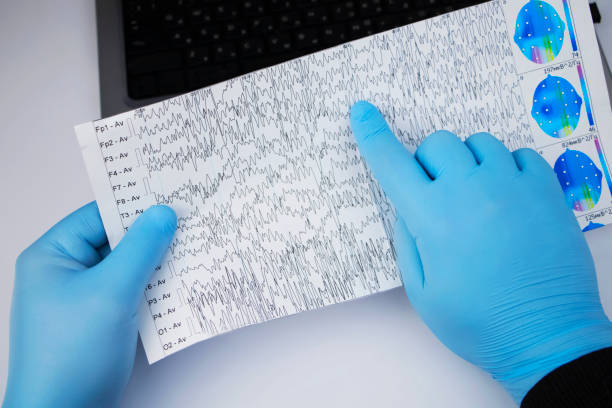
<box><xmin>3</xmin><ymin>202</ymin><xmax>176</xmax><ymax>407</ymax></box>
<box><xmin>350</xmin><ymin>101</ymin><xmax>612</xmax><ymax>403</ymax></box>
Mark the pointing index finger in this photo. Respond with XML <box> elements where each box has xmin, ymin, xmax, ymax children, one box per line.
<box><xmin>350</xmin><ymin>101</ymin><xmax>430</xmax><ymax>217</ymax></box>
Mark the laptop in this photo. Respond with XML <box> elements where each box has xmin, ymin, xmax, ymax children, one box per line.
<box><xmin>95</xmin><ymin>0</ymin><xmax>608</xmax><ymax>117</ymax></box>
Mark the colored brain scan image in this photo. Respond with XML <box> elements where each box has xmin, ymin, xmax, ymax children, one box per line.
<box><xmin>554</xmin><ymin>149</ymin><xmax>602</xmax><ymax>212</ymax></box>
<box><xmin>514</xmin><ymin>1</ymin><xmax>565</xmax><ymax>64</ymax></box>
<box><xmin>531</xmin><ymin>75</ymin><xmax>582</xmax><ymax>138</ymax></box>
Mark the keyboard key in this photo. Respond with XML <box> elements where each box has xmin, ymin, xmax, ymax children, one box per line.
<box><xmin>126</xmin><ymin>36</ymin><xmax>154</xmax><ymax>52</ymax></box>
<box><xmin>124</xmin><ymin>2</ymin><xmax>145</xmax><ymax>18</ymax></box>
<box><xmin>278</xmin><ymin>12</ymin><xmax>303</xmax><ymax>30</ymax></box>
<box><xmin>251</xmin><ymin>16</ymin><xmax>276</xmax><ymax>34</ymax></box>
<box><xmin>176</xmin><ymin>0</ymin><xmax>196</xmax><ymax>7</ymax></box>
<box><xmin>372</xmin><ymin>0</ymin><xmax>384</xmax><ymax>14</ymax></box>
<box><xmin>196</xmin><ymin>25</ymin><xmax>222</xmax><ymax>43</ymax></box>
<box><xmin>347</xmin><ymin>21</ymin><xmax>365</xmax><ymax>39</ymax></box>
<box><xmin>125</xmin><ymin>18</ymin><xmax>145</xmax><ymax>37</ymax></box>
<box><xmin>303</xmin><ymin>7</ymin><xmax>328</xmax><ymax>25</ymax></box>
<box><xmin>243</xmin><ymin>1</ymin><xmax>266</xmax><ymax>16</ymax></box>
<box><xmin>344</xmin><ymin>1</ymin><xmax>357</xmax><ymax>18</ymax></box>
<box><xmin>267</xmin><ymin>33</ymin><xmax>293</xmax><ymax>53</ymax></box>
<box><xmin>387</xmin><ymin>0</ymin><xmax>412</xmax><ymax>12</ymax></box>
<box><xmin>213</xmin><ymin>41</ymin><xmax>238</xmax><ymax>62</ymax></box>
<box><xmin>332</xmin><ymin>2</ymin><xmax>357</xmax><ymax>21</ymax></box>
<box><xmin>321</xmin><ymin>24</ymin><xmax>347</xmax><ymax>45</ymax></box>
<box><xmin>215</xmin><ymin>4</ymin><xmax>239</xmax><ymax>20</ymax></box>
<box><xmin>358</xmin><ymin>1</ymin><xmax>383</xmax><ymax>16</ymax></box>
<box><xmin>162</xmin><ymin>12</ymin><xmax>187</xmax><ymax>28</ymax></box>
<box><xmin>125</xmin><ymin>0</ymin><xmax>159</xmax><ymax>16</ymax></box>
<box><xmin>363</xmin><ymin>18</ymin><xmax>375</xmax><ymax>35</ymax></box>
<box><xmin>295</xmin><ymin>28</ymin><xmax>319</xmax><ymax>49</ymax></box>
<box><xmin>224</xmin><ymin>22</ymin><xmax>247</xmax><ymax>39</ymax></box>
<box><xmin>171</xmin><ymin>30</ymin><xmax>194</xmax><ymax>47</ymax></box>
<box><xmin>270</xmin><ymin>0</ymin><xmax>292</xmax><ymax>12</ymax></box>
<box><xmin>240</xmin><ymin>37</ymin><xmax>265</xmax><ymax>57</ymax></box>
<box><xmin>185</xmin><ymin>46</ymin><xmax>211</xmax><ymax>66</ymax></box>
<box><xmin>189</xmin><ymin>7</ymin><xmax>213</xmax><ymax>24</ymax></box>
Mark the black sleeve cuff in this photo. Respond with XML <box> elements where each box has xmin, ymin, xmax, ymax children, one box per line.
<box><xmin>521</xmin><ymin>347</ymin><xmax>612</xmax><ymax>408</ymax></box>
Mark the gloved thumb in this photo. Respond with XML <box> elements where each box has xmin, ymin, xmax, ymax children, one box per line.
<box><xmin>93</xmin><ymin>205</ymin><xmax>177</xmax><ymax>305</ymax></box>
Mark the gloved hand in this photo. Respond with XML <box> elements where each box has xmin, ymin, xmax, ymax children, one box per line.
<box><xmin>3</xmin><ymin>202</ymin><xmax>176</xmax><ymax>407</ymax></box>
<box><xmin>350</xmin><ymin>101</ymin><xmax>612</xmax><ymax>404</ymax></box>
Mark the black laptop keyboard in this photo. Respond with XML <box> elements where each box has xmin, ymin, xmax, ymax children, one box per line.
<box><xmin>123</xmin><ymin>0</ymin><xmax>487</xmax><ymax>100</ymax></box>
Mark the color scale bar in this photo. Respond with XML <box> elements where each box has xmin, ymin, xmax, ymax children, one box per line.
<box><xmin>562</xmin><ymin>0</ymin><xmax>578</xmax><ymax>51</ymax></box>
<box><xmin>577</xmin><ymin>63</ymin><xmax>594</xmax><ymax>126</ymax></box>
<box><xmin>576</xmin><ymin>62</ymin><xmax>610</xmax><ymax>195</ymax></box>
<box><xmin>593</xmin><ymin>136</ymin><xmax>612</xmax><ymax>197</ymax></box>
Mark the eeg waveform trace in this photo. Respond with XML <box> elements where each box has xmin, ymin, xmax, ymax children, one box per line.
<box><xmin>77</xmin><ymin>0</ymin><xmax>612</xmax><ymax>362</ymax></box>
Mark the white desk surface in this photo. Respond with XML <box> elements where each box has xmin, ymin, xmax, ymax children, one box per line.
<box><xmin>1</xmin><ymin>2</ymin><xmax>611</xmax><ymax>407</ymax></box>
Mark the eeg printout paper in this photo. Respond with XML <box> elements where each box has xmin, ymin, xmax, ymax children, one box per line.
<box><xmin>76</xmin><ymin>0</ymin><xmax>612</xmax><ymax>362</ymax></box>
